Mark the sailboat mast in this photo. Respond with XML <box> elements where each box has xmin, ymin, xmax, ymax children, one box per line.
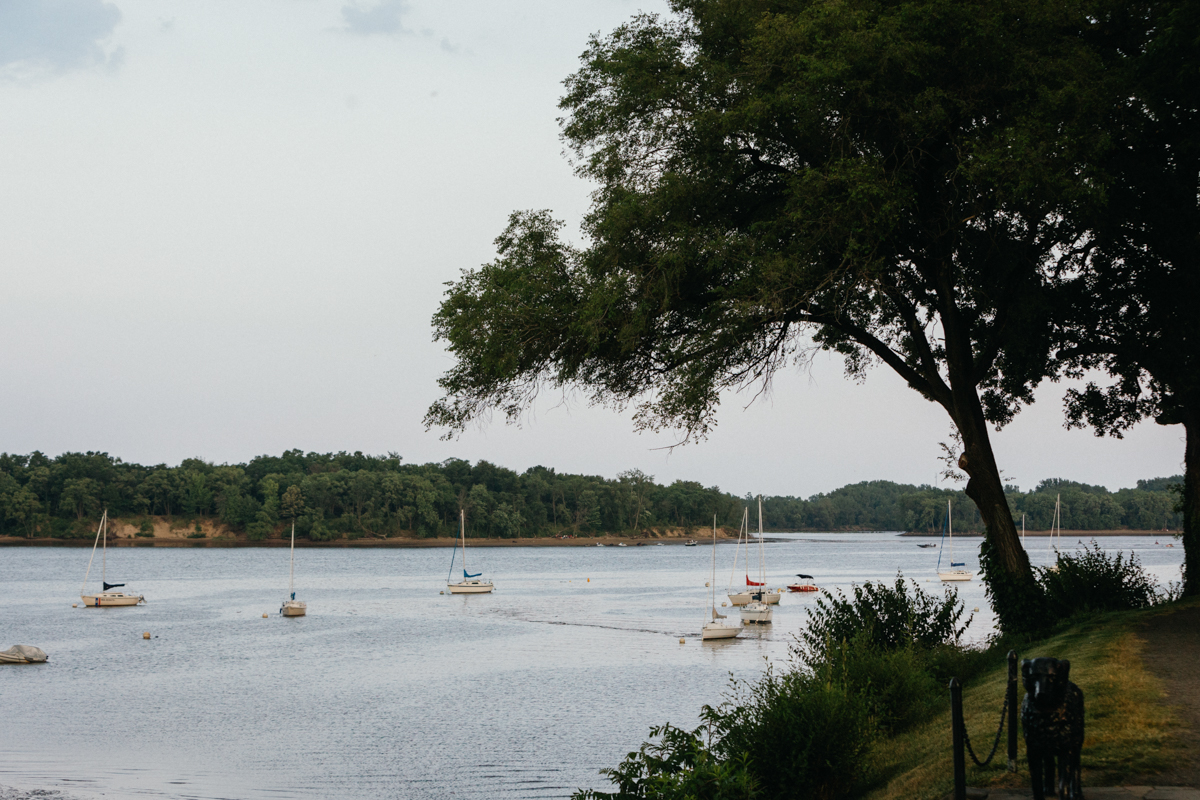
<box><xmin>101</xmin><ymin>508</ymin><xmax>107</xmax><ymax>585</ymax></box>
<box><xmin>289</xmin><ymin>520</ymin><xmax>296</xmax><ymax>593</ymax></box>
<box><xmin>947</xmin><ymin>500</ymin><xmax>953</xmax><ymax>563</ymax></box>
<box><xmin>460</xmin><ymin>509</ymin><xmax>467</xmax><ymax>574</ymax></box>
<box><xmin>710</xmin><ymin>515</ymin><xmax>717</xmax><ymax>619</ymax></box>
<box><xmin>757</xmin><ymin>496</ymin><xmax>765</xmax><ymax>583</ymax></box>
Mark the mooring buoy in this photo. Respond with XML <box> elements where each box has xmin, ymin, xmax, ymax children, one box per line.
<box><xmin>142</xmin><ymin>632</ymin><xmax>151</xmax><ymax>640</ymax></box>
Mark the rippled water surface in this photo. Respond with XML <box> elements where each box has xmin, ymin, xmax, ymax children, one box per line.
<box><xmin>0</xmin><ymin>534</ymin><xmax>1183</xmax><ymax>799</ymax></box>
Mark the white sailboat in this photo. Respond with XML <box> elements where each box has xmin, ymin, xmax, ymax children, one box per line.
<box><xmin>741</xmin><ymin>498</ymin><xmax>774</xmax><ymax>624</ymax></box>
<box><xmin>937</xmin><ymin>500</ymin><xmax>973</xmax><ymax>582</ymax></box>
<box><xmin>80</xmin><ymin>509</ymin><xmax>145</xmax><ymax>607</ymax></box>
<box><xmin>280</xmin><ymin>521</ymin><xmax>307</xmax><ymax>617</ymax></box>
<box><xmin>727</xmin><ymin>505</ymin><xmax>780</xmax><ymax>606</ymax></box>
<box><xmin>703</xmin><ymin>516</ymin><xmax>741</xmax><ymax>641</ymax></box>
<box><xmin>447</xmin><ymin>510</ymin><xmax>494</xmax><ymax>594</ymax></box>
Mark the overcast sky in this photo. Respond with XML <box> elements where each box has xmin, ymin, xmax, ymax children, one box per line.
<box><xmin>0</xmin><ymin>0</ymin><xmax>1183</xmax><ymax>498</ymax></box>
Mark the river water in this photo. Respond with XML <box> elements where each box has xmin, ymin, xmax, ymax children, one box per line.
<box><xmin>0</xmin><ymin>534</ymin><xmax>1184</xmax><ymax>800</ymax></box>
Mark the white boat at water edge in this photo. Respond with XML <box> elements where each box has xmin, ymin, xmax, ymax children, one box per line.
<box><xmin>703</xmin><ymin>516</ymin><xmax>742</xmax><ymax>641</ymax></box>
<box><xmin>79</xmin><ymin>510</ymin><xmax>145</xmax><ymax>608</ymax></box>
<box><xmin>937</xmin><ymin>500</ymin><xmax>973</xmax><ymax>582</ymax></box>
<box><xmin>281</xmin><ymin>521</ymin><xmax>307</xmax><ymax>617</ymax></box>
<box><xmin>447</xmin><ymin>510</ymin><xmax>494</xmax><ymax>594</ymax></box>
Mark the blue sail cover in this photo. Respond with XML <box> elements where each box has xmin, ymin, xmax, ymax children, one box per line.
<box><xmin>464</xmin><ymin>570</ymin><xmax>482</xmax><ymax>579</ymax></box>
<box><xmin>951</xmin><ymin>562</ymin><xmax>965</xmax><ymax>567</ymax></box>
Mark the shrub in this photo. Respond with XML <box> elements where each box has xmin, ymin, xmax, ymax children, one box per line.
<box><xmin>1038</xmin><ymin>542</ymin><xmax>1159</xmax><ymax>618</ymax></box>
<box><xmin>573</xmin><ymin>725</ymin><xmax>758</xmax><ymax>800</ymax></box>
<box><xmin>703</xmin><ymin>666</ymin><xmax>874</xmax><ymax>800</ymax></box>
<box><xmin>819</xmin><ymin>633</ymin><xmax>941</xmax><ymax>735</ymax></box>
<box><xmin>799</xmin><ymin>574</ymin><xmax>972</xmax><ymax>656</ymax></box>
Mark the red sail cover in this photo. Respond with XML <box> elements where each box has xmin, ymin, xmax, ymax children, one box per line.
<box><xmin>746</xmin><ymin>576</ymin><xmax>765</xmax><ymax>586</ymax></box>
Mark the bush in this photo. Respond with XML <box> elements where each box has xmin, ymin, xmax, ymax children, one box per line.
<box><xmin>573</xmin><ymin>725</ymin><xmax>758</xmax><ymax>800</ymax></box>
<box><xmin>800</xmin><ymin>574</ymin><xmax>972</xmax><ymax>656</ymax></box>
<box><xmin>703</xmin><ymin>666</ymin><xmax>874</xmax><ymax>800</ymax></box>
<box><xmin>1038</xmin><ymin>542</ymin><xmax>1160</xmax><ymax>618</ymax></box>
<box><xmin>819</xmin><ymin>634</ymin><xmax>941</xmax><ymax>735</ymax></box>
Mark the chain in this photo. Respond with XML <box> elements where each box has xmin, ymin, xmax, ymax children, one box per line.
<box><xmin>962</xmin><ymin>687</ymin><xmax>1010</xmax><ymax>767</ymax></box>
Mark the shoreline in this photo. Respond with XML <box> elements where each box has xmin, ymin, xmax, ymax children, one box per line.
<box><xmin>0</xmin><ymin>529</ymin><xmax>1176</xmax><ymax>547</ymax></box>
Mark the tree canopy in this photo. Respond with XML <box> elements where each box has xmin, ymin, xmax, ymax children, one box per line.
<box><xmin>428</xmin><ymin>0</ymin><xmax>1110</xmax><ymax>630</ymax></box>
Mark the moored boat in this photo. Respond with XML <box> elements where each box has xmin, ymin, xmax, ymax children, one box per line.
<box><xmin>80</xmin><ymin>510</ymin><xmax>145</xmax><ymax>608</ymax></box>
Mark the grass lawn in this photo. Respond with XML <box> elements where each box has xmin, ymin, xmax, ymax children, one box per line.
<box><xmin>858</xmin><ymin>600</ymin><xmax>1198</xmax><ymax>799</ymax></box>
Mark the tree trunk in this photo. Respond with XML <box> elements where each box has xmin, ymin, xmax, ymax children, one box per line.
<box><xmin>952</xmin><ymin>406</ymin><xmax>1044</xmax><ymax>632</ymax></box>
<box><xmin>1182</xmin><ymin>413</ymin><xmax>1200</xmax><ymax>596</ymax></box>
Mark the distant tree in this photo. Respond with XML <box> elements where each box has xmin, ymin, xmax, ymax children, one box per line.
<box><xmin>426</xmin><ymin>0</ymin><xmax>1107</xmax><ymax>630</ymax></box>
<box><xmin>280</xmin><ymin>485</ymin><xmax>305</xmax><ymax>521</ymax></box>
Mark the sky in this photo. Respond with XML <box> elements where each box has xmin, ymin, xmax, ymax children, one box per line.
<box><xmin>0</xmin><ymin>0</ymin><xmax>1184</xmax><ymax>499</ymax></box>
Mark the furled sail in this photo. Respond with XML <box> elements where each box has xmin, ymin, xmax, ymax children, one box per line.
<box><xmin>464</xmin><ymin>570</ymin><xmax>482</xmax><ymax>579</ymax></box>
<box><xmin>745</xmin><ymin>576</ymin><xmax>765</xmax><ymax>586</ymax></box>
<box><xmin>103</xmin><ymin>582</ymin><xmax>125</xmax><ymax>590</ymax></box>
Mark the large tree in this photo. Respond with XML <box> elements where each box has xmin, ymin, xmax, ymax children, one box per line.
<box><xmin>1058</xmin><ymin>0</ymin><xmax>1200</xmax><ymax>594</ymax></box>
<box><xmin>428</xmin><ymin>0</ymin><xmax>1103</xmax><ymax>631</ymax></box>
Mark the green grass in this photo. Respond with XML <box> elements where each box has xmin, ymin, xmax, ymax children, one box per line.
<box><xmin>858</xmin><ymin>600</ymin><xmax>1195</xmax><ymax>799</ymax></box>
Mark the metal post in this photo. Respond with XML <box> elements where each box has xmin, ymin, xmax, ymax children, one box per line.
<box><xmin>1007</xmin><ymin>650</ymin><xmax>1019</xmax><ymax>773</ymax></box>
<box><xmin>951</xmin><ymin>677</ymin><xmax>966</xmax><ymax>800</ymax></box>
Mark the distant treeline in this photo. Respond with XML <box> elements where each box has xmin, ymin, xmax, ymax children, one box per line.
<box><xmin>0</xmin><ymin>450</ymin><xmax>1181</xmax><ymax>540</ymax></box>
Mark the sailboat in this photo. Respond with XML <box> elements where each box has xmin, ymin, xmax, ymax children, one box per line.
<box><xmin>80</xmin><ymin>509</ymin><xmax>145</xmax><ymax>607</ymax></box>
<box><xmin>702</xmin><ymin>516</ymin><xmax>741</xmax><ymax>641</ymax></box>
<box><xmin>280</xmin><ymin>521</ymin><xmax>306</xmax><ymax>617</ymax></box>
<box><xmin>727</xmin><ymin>505</ymin><xmax>780</xmax><ymax>606</ymax></box>
<box><xmin>741</xmin><ymin>498</ymin><xmax>773</xmax><ymax>624</ymax></box>
<box><xmin>447</xmin><ymin>510</ymin><xmax>494</xmax><ymax>594</ymax></box>
<box><xmin>937</xmin><ymin>500</ymin><xmax>973</xmax><ymax>582</ymax></box>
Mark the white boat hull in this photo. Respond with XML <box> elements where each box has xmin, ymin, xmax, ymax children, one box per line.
<box><xmin>80</xmin><ymin>592</ymin><xmax>144</xmax><ymax>607</ymax></box>
<box><xmin>938</xmin><ymin>571</ymin><xmax>973</xmax><ymax>582</ymax></box>
<box><xmin>727</xmin><ymin>590</ymin><xmax>781</xmax><ymax>606</ymax></box>
<box><xmin>281</xmin><ymin>600</ymin><xmax>307</xmax><ymax>616</ymax></box>
<box><xmin>702</xmin><ymin>622</ymin><xmax>742</xmax><ymax>640</ymax></box>
<box><xmin>448</xmin><ymin>580</ymin><xmax>494</xmax><ymax>594</ymax></box>
<box><xmin>740</xmin><ymin>602</ymin><xmax>773</xmax><ymax>624</ymax></box>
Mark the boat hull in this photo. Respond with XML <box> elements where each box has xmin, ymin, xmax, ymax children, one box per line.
<box><xmin>281</xmin><ymin>600</ymin><xmax>307</xmax><ymax>617</ymax></box>
<box><xmin>938</xmin><ymin>571</ymin><xmax>973</xmax><ymax>582</ymax></box>
<box><xmin>727</xmin><ymin>590</ymin><xmax>781</xmax><ymax>606</ymax></box>
<box><xmin>448</xmin><ymin>581</ymin><xmax>494</xmax><ymax>594</ymax></box>
<box><xmin>740</xmin><ymin>603</ymin><xmax>773</xmax><ymax>624</ymax></box>
<box><xmin>788</xmin><ymin>584</ymin><xmax>819</xmax><ymax>592</ymax></box>
<box><xmin>80</xmin><ymin>592</ymin><xmax>144</xmax><ymax>607</ymax></box>
<box><xmin>701</xmin><ymin>622</ymin><xmax>742</xmax><ymax>640</ymax></box>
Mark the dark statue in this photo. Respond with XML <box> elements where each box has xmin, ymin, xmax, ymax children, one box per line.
<box><xmin>1021</xmin><ymin>657</ymin><xmax>1085</xmax><ymax>800</ymax></box>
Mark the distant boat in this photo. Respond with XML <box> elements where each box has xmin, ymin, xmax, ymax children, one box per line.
<box><xmin>80</xmin><ymin>510</ymin><xmax>145</xmax><ymax>608</ymax></box>
<box><xmin>937</xmin><ymin>501</ymin><xmax>972</xmax><ymax>582</ymax></box>
<box><xmin>702</xmin><ymin>516</ymin><xmax>741</xmax><ymax>641</ymax></box>
<box><xmin>918</xmin><ymin>543</ymin><xmax>937</xmax><ymax>548</ymax></box>
<box><xmin>727</xmin><ymin>505</ymin><xmax>780</xmax><ymax>606</ymax></box>
<box><xmin>0</xmin><ymin>645</ymin><xmax>47</xmax><ymax>664</ymax></box>
<box><xmin>447</xmin><ymin>510</ymin><xmax>494</xmax><ymax>594</ymax></box>
<box><xmin>684</xmin><ymin>540</ymin><xmax>698</xmax><ymax>547</ymax></box>
<box><xmin>280</xmin><ymin>521</ymin><xmax>307</xmax><ymax>617</ymax></box>
<box><xmin>617</xmin><ymin>542</ymin><xmax>628</xmax><ymax>547</ymax></box>
<box><xmin>787</xmin><ymin>573</ymin><xmax>819</xmax><ymax>592</ymax></box>
<box><xmin>596</xmin><ymin>543</ymin><xmax>606</xmax><ymax>547</ymax></box>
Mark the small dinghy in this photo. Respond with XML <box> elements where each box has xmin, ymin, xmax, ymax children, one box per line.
<box><xmin>0</xmin><ymin>645</ymin><xmax>48</xmax><ymax>664</ymax></box>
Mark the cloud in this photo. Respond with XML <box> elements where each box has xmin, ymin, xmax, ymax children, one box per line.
<box><xmin>341</xmin><ymin>0</ymin><xmax>410</xmax><ymax>36</ymax></box>
<box><xmin>0</xmin><ymin>0</ymin><xmax>123</xmax><ymax>79</ymax></box>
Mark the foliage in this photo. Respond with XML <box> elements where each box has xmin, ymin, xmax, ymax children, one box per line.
<box><xmin>799</xmin><ymin>576</ymin><xmax>972</xmax><ymax>655</ymax></box>
<box><xmin>573</xmin><ymin>725</ymin><xmax>759</xmax><ymax>800</ymax></box>
<box><xmin>1037</xmin><ymin>543</ymin><xmax>1161</xmax><ymax>618</ymax></box>
<box><xmin>702</xmin><ymin>666</ymin><xmax>875</xmax><ymax>800</ymax></box>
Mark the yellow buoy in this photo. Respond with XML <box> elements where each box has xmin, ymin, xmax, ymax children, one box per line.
<box><xmin>142</xmin><ymin>632</ymin><xmax>151</xmax><ymax>639</ymax></box>
<box><xmin>973</xmin><ymin>607</ymin><xmax>980</xmax><ymax>613</ymax></box>
<box><xmin>587</xmin><ymin>578</ymin><xmax>590</xmax><ymax>582</ymax></box>
<box><xmin>679</xmin><ymin>638</ymin><xmax>685</xmax><ymax>644</ymax></box>
<box><xmin>72</xmin><ymin>603</ymin><xmax>78</xmax><ymax>608</ymax></box>
<box><xmin>263</xmin><ymin>613</ymin><xmax>268</xmax><ymax>618</ymax></box>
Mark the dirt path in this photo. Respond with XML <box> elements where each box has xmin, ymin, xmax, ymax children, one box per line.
<box><xmin>1137</xmin><ymin>602</ymin><xmax>1200</xmax><ymax>787</ymax></box>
